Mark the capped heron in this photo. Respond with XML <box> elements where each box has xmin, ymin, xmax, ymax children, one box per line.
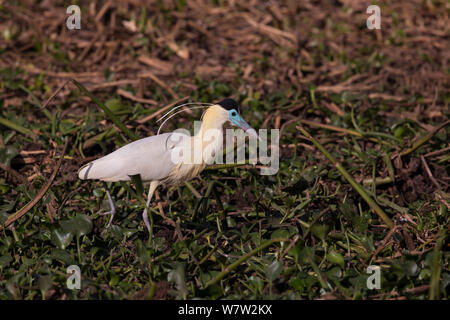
<box><xmin>78</xmin><ymin>99</ymin><xmax>257</xmax><ymax>232</ymax></box>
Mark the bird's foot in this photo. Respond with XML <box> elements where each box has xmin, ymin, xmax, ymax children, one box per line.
<box><xmin>98</xmin><ymin>210</ymin><xmax>114</xmax><ymax>216</ymax></box>
<box><xmin>98</xmin><ymin>209</ymin><xmax>116</xmax><ymax>228</ymax></box>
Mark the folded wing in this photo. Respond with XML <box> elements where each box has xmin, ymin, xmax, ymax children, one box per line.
<box><xmin>78</xmin><ymin>133</ymin><xmax>187</xmax><ymax>182</ymax></box>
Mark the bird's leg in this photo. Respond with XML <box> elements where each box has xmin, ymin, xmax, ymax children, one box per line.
<box><xmin>142</xmin><ymin>181</ymin><xmax>159</xmax><ymax>233</ymax></box>
<box><xmin>98</xmin><ymin>182</ymin><xmax>116</xmax><ymax>228</ymax></box>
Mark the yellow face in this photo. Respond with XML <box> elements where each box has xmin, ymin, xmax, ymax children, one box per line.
<box><xmin>201</xmin><ymin>105</ymin><xmax>230</xmax><ymax>131</ymax></box>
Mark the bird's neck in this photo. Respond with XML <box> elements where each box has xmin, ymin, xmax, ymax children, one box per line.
<box><xmin>193</xmin><ymin>120</ymin><xmax>224</xmax><ymax>147</ymax></box>
<box><xmin>191</xmin><ymin>106</ymin><xmax>227</xmax><ymax>164</ymax></box>
<box><xmin>196</xmin><ymin>120</ymin><xmax>224</xmax><ymax>138</ymax></box>
<box><xmin>194</xmin><ymin>105</ymin><xmax>227</xmax><ymax>141</ymax></box>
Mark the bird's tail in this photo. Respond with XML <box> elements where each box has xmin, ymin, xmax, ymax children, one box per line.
<box><xmin>78</xmin><ymin>162</ymin><xmax>94</xmax><ymax>180</ymax></box>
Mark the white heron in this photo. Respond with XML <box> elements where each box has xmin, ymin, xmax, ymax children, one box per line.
<box><xmin>78</xmin><ymin>99</ymin><xmax>257</xmax><ymax>232</ymax></box>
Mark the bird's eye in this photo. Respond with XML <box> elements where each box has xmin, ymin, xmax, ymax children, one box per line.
<box><xmin>231</xmin><ymin>110</ymin><xmax>237</xmax><ymax>116</ymax></box>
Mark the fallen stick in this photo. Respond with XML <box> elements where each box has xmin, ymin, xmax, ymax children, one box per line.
<box><xmin>0</xmin><ymin>140</ymin><xmax>68</xmax><ymax>231</ymax></box>
<box><xmin>399</xmin><ymin>120</ymin><xmax>450</xmax><ymax>157</ymax></box>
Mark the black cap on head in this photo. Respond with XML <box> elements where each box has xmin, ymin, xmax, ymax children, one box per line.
<box><xmin>217</xmin><ymin>98</ymin><xmax>240</xmax><ymax>112</ymax></box>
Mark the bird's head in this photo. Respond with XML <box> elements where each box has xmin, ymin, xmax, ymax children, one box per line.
<box><xmin>215</xmin><ymin>98</ymin><xmax>258</xmax><ymax>137</ymax></box>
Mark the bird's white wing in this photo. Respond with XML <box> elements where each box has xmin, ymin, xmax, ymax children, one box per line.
<box><xmin>78</xmin><ymin>133</ymin><xmax>187</xmax><ymax>182</ymax></box>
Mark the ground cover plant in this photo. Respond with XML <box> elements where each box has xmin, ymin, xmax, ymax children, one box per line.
<box><xmin>0</xmin><ymin>0</ymin><xmax>448</xmax><ymax>300</ymax></box>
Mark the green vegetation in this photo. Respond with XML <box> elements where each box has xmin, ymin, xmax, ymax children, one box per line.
<box><xmin>0</xmin><ymin>0</ymin><xmax>448</xmax><ymax>300</ymax></box>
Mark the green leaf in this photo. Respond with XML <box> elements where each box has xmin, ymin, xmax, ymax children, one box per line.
<box><xmin>290</xmin><ymin>278</ymin><xmax>304</xmax><ymax>291</ymax></box>
<box><xmin>50</xmin><ymin>228</ymin><xmax>73</xmax><ymax>249</ymax></box>
<box><xmin>110</xmin><ymin>225</ymin><xmax>124</xmax><ymax>240</ymax></box>
<box><xmin>271</xmin><ymin>229</ymin><xmax>290</xmax><ymax>241</ymax></box>
<box><xmin>168</xmin><ymin>263</ymin><xmax>188</xmax><ymax>297</ymax></box>
<box><xmin>248</xmin><ymin>276</ymin><xmax>264</xmax><ymax>294</ymax></box>
<box><xmin>288</xmin><ymin>242</ymin><xmax>302</xmax><ymax>262</ymax></box>
<box><xmin>60</xmin><ymin>214</ymin><xmax>93</xmax><ymax>237</ymax></box>
<box><xmin>59</xmin><ymin>119</ymin><xmax>78</xmax><ymax>135</ymax></box>
<box><xmin>37</xmin><ymin>274</ymin><xmax>53</xmax><ymax>297</ymax></box>
<box><xmin>199</xmin><ymin>270</ymin><xmax>213</xmax><ymax>286</ymax></box>
<box><xmin>109</xmin><ymin>273</ymin><xmax>119</xmax><ymax>287</ymax></box>
<box><xmin>0</xmin><ymin>117</ymin><xmax>35</xmax><ymax>138</ymax></box>
<box><xmin>441</xmin><ymin>273</ymin><xmax>450</xmax><ymax>292</ymax></box>
<box><xmin>105</xmin><ymin>98</ymin><xmax>130</xmax><ymax>115</ymax></box>
<box><xmin>326</xmin><ymin>266</ymin><xmax>342</xmax><ymax>279</ymax></box>
<box><xmin>93</xmin><ymin>188</ymin><xmax>105</xmax><ymax>198</ymax></box>
<box><xmin>311</xmin><ymin>224</ymin><xmax>329</xmax><ymax>242</ymax></box>
<box><xmin>266</xmin><ymin>260</ymin><xmax>283</xmax><ymax>282</ymax></box>
<box><xmin>0</xmin><ymin>146</ymin><xmax>18</xmax><ymax>166</ymax></box>
<box><xmin>327</xmin><ymin>250</ymin><xmax>345</xmax><ymax>268</ymax></box>
<box><xmin>51</xmin><ymin>249</ymin><xmax>75</xmax><ymax>265</ymax></box>
<box><xmin>226</xmin><ymin>216</ymin><xmax>236</xmax><ymax>228</ymax></box>
<box><xmin>403</xmin><ymin>260</ymin><xmax>418</xmax><ymax>277</ymax></box>
<box><xmin>0</xmin><ymin>199</ymin><xmax>16</xmax><ymax>224</ymax></box>
<box><xmin>0</xmin><ymin>199</ymin><xmax>16</xmax><ymax>214</ymax></box>
<box><xmin>360</xmin><ymin>235</ymin><xmax>375</xmax><ymax>252</ymax></box>
<box><xmin>419</xmin><ymin>268</ymin><xmax>431</xmax><ymax>280</ymax></box>
<box><xmin>0</xmin><ymin>254</ymin><xmax>12</xmax><ymax>268</ymax></box>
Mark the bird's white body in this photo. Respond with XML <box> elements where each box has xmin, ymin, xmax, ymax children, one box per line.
<box><xmin>78</xmin><ymin>102</ymin><xmax>252</xmax><ymax>233</ymax></box>
<box><xmin>79</xmin><ymin>133</ymin><xmax>177</xmax><ymax>182</ymax></box>
<box><xmin>78</xmin><ymin>105</ymin><xmax>228</xmax><ymax>185</ymax></box>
